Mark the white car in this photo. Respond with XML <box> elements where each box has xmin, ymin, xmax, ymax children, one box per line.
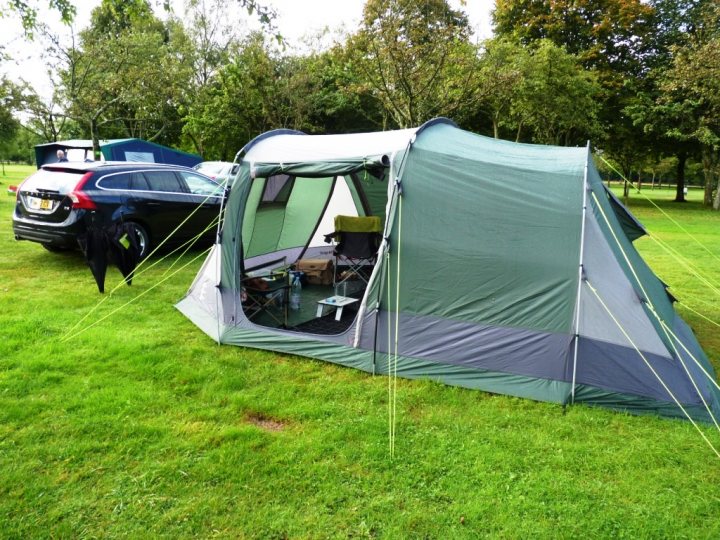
<box><xmin>192</xmin><ymin>161</ymin><xmax>239</xmax><ymax>187</ymax></box>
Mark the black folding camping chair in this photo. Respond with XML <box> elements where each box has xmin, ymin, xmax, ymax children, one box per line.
<box><xmin>324</xmin><ymin>215</ymin><xmax>382</xmax><ymax>293</ymax></box>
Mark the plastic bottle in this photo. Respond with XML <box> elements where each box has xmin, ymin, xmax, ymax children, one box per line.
<box><xmin>289</xmin><ymin>271</ymin><xmax>302</xmax><ymax>310</ymax></box>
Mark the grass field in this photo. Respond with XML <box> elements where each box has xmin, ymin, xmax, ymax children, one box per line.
<box><xmin>2</xmin><ymin>164</ymin><xmax>720</xmax><ymax>538</ymax></box>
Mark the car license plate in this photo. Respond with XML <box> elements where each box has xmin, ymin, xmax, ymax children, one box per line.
<box><xmin>28</xmin><ymin>196</ymin><xmax>54</xmax><ymax>211</ymax></box>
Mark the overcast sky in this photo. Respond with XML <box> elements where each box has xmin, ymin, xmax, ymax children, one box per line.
<box><xmin>2</xmin><ymin>0</ymin><xmax>494</xmax><ymax>100</ymax></box>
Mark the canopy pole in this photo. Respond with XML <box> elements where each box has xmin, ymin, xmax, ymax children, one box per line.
<box><xmin>214</xmin><ymin>182</ymin><xmax>230</xmax><ymax>346</ymax></box>
<box><xmin>353</xmin><ymin>151</ymin><xmax>398</xmax><ymax>349</ymax></box>
<box><xmin>570</xmin><ymin>142</ymin><xmax>591</xmax><ymax>405</ymax></box>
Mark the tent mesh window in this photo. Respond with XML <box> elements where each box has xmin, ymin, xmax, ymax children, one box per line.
<box><xmin>261</xmin><ymin>174</ymin><xmax>295</xmax><ymax>205</ymax></box>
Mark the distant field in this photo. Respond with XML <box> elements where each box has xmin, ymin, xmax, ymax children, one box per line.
<box><xmin>0</xmin><ymin>163</ymin><xmax>34</xmax><ymax>185</ymax></box>
<box><xmin>1</xmin><ymin>163</ymin><xmax>720</xmax><ymax>538</ymax></box>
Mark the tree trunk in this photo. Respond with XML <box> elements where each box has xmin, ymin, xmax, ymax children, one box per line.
<box><xmin>701</xmin><ymin>147</ymin><xmax>716</xmax><ymax>208</ymax></box>
<box><xmin>674</xmin><ymin>151</ymin><xmax>687</xmax><ymax>203</ymax></box>
<box><xmin>91</xmin><ymin>118</ymin><xmax>101</xmax><ymax>160</ymax></box>
<box><xmin>622</xmin><ymin>168</ymin><xmax>631</xmax><ymax>203</ymax></box>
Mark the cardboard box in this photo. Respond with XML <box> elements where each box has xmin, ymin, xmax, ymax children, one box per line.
<box><xmin>296</xmin><ymin>259</ymin><xmax>334</xmax><ymax>285</ymax></box>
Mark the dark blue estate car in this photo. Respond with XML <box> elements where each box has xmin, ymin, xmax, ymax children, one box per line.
<box><xmin>13</xmin><ymin>162</ymin><xmax>224</xmax><ymax>256</ymax></box>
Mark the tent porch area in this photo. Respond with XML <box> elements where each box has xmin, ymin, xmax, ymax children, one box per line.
<box><xmin>238</xmin><ymin>166</ymin><xmax>387</xmax><ymax>335</ymax></box>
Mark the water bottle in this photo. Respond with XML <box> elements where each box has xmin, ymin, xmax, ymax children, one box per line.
<box><xmin>289</xmin><ymin>271</ymin><xmax>302</xmax><ymax>310</ymax></box>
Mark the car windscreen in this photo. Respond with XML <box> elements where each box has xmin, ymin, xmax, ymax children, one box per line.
<box><xmin>20</xmin><ymin>169</ymin><xmax>85</xmax><ymax>194</ymax></box>
<box><xmin>180</xmin><ymin>172</ymin><xmax>224</xmax><ymax>196</ymax></box>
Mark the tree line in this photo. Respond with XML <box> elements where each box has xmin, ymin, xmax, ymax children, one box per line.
<box><xmin>1</xmin><ymin>0</ymin><xmax>719</xmax><ymax>207</ymax></box>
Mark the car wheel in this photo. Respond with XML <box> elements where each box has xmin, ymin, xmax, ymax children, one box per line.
<box><xmin>129</xmin><ymin>222</ymin><xmax>151</xmax><ymax>258</ymax></box>
<box><xmin>42</xmin><ymin>243</ymin><xmax>72</xmax><ymax>253</ymax></box>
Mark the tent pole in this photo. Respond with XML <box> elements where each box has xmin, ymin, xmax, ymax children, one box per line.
<box><xmin>353</xmin><ymin>152</ymin><xmax>399</xmax><ymax>351</ymax></box>
<box><xmin>570</xmin><ymin>142</ymin><xmax>591</xmax><ymax>405</ymax></box>
<box><xmin>214</xmin><ymin>178</ymin><xmax>231</xmax><ymax>346</ymax></box>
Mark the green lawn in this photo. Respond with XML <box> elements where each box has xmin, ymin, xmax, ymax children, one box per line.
<box><xmin>2</xmin><ymin>164</ymin><xmax>720</xmax><ymax>538</ymax></box>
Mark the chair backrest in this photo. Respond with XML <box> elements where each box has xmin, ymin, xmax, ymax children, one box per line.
<box><xmin>334</xmin><ymin>215</ymin><xmax>382</xmax><ymax>234</ymax></box>
<box><xmin>333</xmin><ymin>215</ymin><xmax>382</xmax><ymax>259</ymax></box>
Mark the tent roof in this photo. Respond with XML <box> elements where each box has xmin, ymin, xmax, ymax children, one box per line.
<box><xmin>417</xmin><ymin>123</ymin><xmax>590</xmax><ymax>176</ymax></box>
<box><xmin>241</xmin><ymin>118</ymin><xmax>456</xmax><ymax>164</ymax></box>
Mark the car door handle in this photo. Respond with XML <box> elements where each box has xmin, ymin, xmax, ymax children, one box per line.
<box><xmin>146</xmin><ymin>202</ymin><xmax>161</xmax><ymax>207</ymax></box>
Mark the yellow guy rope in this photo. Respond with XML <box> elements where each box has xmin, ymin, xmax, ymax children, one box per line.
<box><xmin>678</xmin><ymin>301</ymin><xmax>720</xmax><ymax>330</ymax></box>
<box><xmin>598</xmin><ymin>155</ymin><xmax>720</xmax><ymax>265</ymax></box>
<box><xmin>655</xmin><ymin>314</ymin><xmax>720</xmax><ymax>434</ymax></box>
<box><xmin>592</xmin><ymin>189</ymin><xmax>689</xmax><ymax>353</ymax></box>
<box><xmin>645</xmin><ymin>234</ymin><xmax>720</xmax><ymax>295</ymax></box>
<box><xmin>62</xmin><ymin>246</ymin><xmax>211</xmax><ymax>342</ymax></box>
<box><xmin>598</xmin><ymin>156</ymin><xmax>720</xmax><ymax>329</ymax></box>
<box><xmin>386</xmin><ymin>246</ymin><xmax>393</xmax><ymax>456</ymax></box>
<box><xmin>591</xmin><ymin>191</ymin><xmax>720</xmax><ymax>431</ymax></box>
<box><xmin>161</xmin><ymin>214</ymin><xmax>220</xmax><ymax>277</ymax></box>
<box><xmin>133</xmin><ymin>189</ymin><xmax>224</xmax><ymax>274</ymax></box>
<box><xmin>61</xmin><ymin>187</ymin><xmax>222</xmax><ymax>339</ymax></box>
<box><xmin>61</xmin><ymin>216</ymin><xmax>219</xmax><ymax>340</ymax></box>
<box><xmin>585</xmin><ymin>280</ymin><xmax>720</xmax><ymax>459</ymax></box>
<box><xmin>390</xmin><ymin>194</ymin><xmax>403</xmax><ymax>459</ymax></box>
<box><xmin>648</xmin><ymin>307</ymin><xmax>720</xmax><ymax>395</ymax></box>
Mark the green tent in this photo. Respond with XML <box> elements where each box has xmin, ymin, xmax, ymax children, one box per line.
<box><xmin>177</xmin><ymin>119</ymin><xmax>720</xmax><ymax>422</ymax></box>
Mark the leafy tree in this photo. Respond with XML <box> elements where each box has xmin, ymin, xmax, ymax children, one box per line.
<box><xmin>347</xmin><ymin>0</ymin><xmax>479</xmax><ymax>128</ymax></box>
<box><xmin>621</xmin><ymin>0</ymin><xmax>714</xmax><ymax>202</ymax></box>
<box><xmin>4</xmin><ymin>125</ymin><xmax>43</xmax><ymax>163</ymax></box>
<box><xmin>181</xmin><ymin>32</ymin><xmax>384</xmax><ymax>159</ymax></box>
<box><xmin>182</xmin><ymin>33</ymin><xmax>280</xmax><ymax>159</ymax></box>
<box><xmin>658</xmin><ymin>37</ymin><xmax>720</xmax><ymax>207</ymax></box>
<box><xmin>473</xmin><ymin>38</ymin><xmax>527</xmax><ymax>139</ymax></box>
<box><xmin>493</xmin><ymin>0</ymin><xmax>655</xmax><ymax>79</ymax></box>
<box><xmin>515</xmin><ymin>40</ymin><xmax>601</xmax><ymax>145</ymax></box>
<box><xmin>184</xmin><ymin>0</ymin><xmax>246</xmax><ymax>88</ymax></box>
<box><xmin>53</xmin><ymin>0</ymin><xmax>194</xmax><ymax>155</ymax></box>
<box><xmin>0</xmin><ymin>78</ymin><xmax>20</xmax><ymax>174</ymax></box>
<box><xmin>627</xmin><ymin>1</ymin><xmax>719</xmax><ymax>203</ymax></box>
<box><xmin>301</xmin><ymin>45</ymin><xmax>385</xmax><ymax>134</ymax></box>
<box><xmin>473</xmin><ymin>38</ymin><xmax>601</xmax><ymax>145</ymax></box>
<box><xmin>1</xmin><ymin>0</ymin><xmax>75</xmax><ymax>36</ymax></box>
<box><xmin>492</xmin><ymin>0</ymin><xmax>656</xmax><ymax>186</ymax></box>
<box><xmin>648</xmin><ymin>0</ymin><xmax>709</xmax><ymax>68</ymax></box>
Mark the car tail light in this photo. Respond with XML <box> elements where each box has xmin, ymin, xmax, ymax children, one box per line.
<box><xmin>14</xmin><ymin>176</ymin><xmax>29</xmax><ymax>201</ymax></box>
<box><xmin>68</xmin><ymin>172</ymin><xmax>97</xmax><ymax>210</ymax></box>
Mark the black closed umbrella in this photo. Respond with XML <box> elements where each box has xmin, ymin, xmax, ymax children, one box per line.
<box><xmin>77</xmin><ymin>225</ymin><xmax>110</xmax><ymax>293</ymax></box>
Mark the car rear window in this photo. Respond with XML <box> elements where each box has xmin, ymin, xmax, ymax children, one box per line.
<box><xmin>98</xmin><ymin>173</ymin><xmax>131</xmax><ymax>190</ymax></box>
<box><xmin>144</xmin><ymin>171</ymin><xmax>184</xmax><ymax>193</ymax></box>
<box><xmin>20</xmin><ymin>169</ymin><xmax>85</xmax><ymax>194</ymax></box>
